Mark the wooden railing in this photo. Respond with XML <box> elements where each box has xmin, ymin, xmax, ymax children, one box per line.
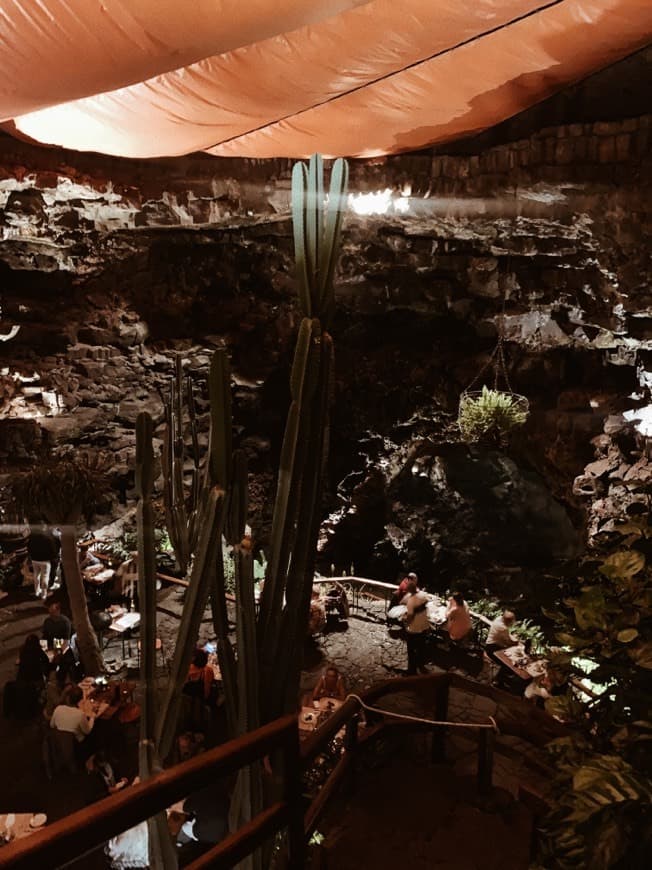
<box><xmin>0</xmin><ymin>673</ymin><xmax>567</xmax><ymax>869</ymax></box>
<box><xmin>0</xmin><ymin>715</ymin><xmax>304</xmax><ymax>870</ymax></box>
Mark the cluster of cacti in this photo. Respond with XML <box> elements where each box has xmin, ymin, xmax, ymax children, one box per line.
<box><xmin>134</xmin><ymin>154</ymin><xmax>347</xmax><ymax>867</ymax></box>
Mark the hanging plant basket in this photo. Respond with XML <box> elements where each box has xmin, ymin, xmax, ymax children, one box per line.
<box><xmin>458</xmin><ymin>386</ymin><xmax>529</xmax><ymax>444</ymax></box>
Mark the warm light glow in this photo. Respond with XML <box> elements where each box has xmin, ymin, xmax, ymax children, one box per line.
<box><xmin>347</xmin><ymin>188</ymin><xmax>411</xmax><ymax>216</ymax></box>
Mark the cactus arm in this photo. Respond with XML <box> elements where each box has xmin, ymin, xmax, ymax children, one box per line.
<box><xmin>136</xmin><ymin>412</ymin><xmax>179</xmax><ymax>870</ymax></box>
<box><xmin>156</xmin><ymin>485</ymin><xmax>226</xmax><ymax>760</ymax></box>
<box><xmin>306</xmin><ymin>153</ymin><xmax>324</xmax><ymax>312</ymax></box>
<box><xmin>292</xmin><ymin>160</ymin><xmax>311</xmax><ymax>317</ymax></box>
<box><xmin>319</xmin><ymin>157</ymin><xmax>349</xmax><ymax>327</ymax></box>
<box><xmin>208</xmin><ymin>349</ymin><xmax>233</xmax><ymax>489</ymax></box>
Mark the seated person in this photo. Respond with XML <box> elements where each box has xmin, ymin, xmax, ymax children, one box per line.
<box><xmin>445</xmin><ymin>593</ymin><xmax>472</xmax><ymax>642</ymax></box>
<box><xmin>177</xmin><ymin>780</ymin><xmax>229</xmax><ymax>846</ymax></box>
<box><xmin>50</xmin><ymin>685</ymin><xmax>95</xmax><ymax>742</ymax></box>
<box><xmin>42</xmin><ymin>601</ymin><xmax>72</xmax><ymax>649</ymax></box>
<box><xmin>486</xmin><ymin>610</ymin><xmax>518</xmax><ymax>654</ymax></box>
<box><xmin>54</xmin><ymin>634</ymin><xmax>84</xmax><ymax>685</ymax></box>
<box><xmin>183</xmin><ymin>649</ymin><xmax>216</xmax><ymax>702</ymax></box>
<box><xmin>308</xmin><ymin>589</ymin><xmax>326</xmax><ymax>635</ymax></box>
<box><xmin>79</xmin><ymin>544</ymin><xmax>102</xmax><ymax>574</ymax></box>
<box><xmin>85</xmin><ymin>750</ymin><xmax>128</xmax><ymax>802</ymax></box>
<box><xmin>312</xmin><ymin>665</ymin><xmax>346</xmax><ymax>703</ymax></box>
<box><xmin>324</xmin><ymin>583</ymin><xmax>349</xmax><ymax>621</ymax></box>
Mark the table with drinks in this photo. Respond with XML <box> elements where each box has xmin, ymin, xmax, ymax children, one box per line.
<box><xmin>494</xmin><ymin>644</ymin><xmax>548</xmax><ymax>682</ymax></box>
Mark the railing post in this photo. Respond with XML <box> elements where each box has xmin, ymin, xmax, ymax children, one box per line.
<box><xmin>431</xmin><ymin>679</ymin><xmax>449</xmax><ymax>763</ymax></box>
<box><xmin>283</xmin><ymin>722</ymin><xmax>306</xmax><ymax>870</ymax></box>
<box><xmin>477</xmin><ymin>727</ymin><xmax>495</xmax><ymax>795</ymax></box>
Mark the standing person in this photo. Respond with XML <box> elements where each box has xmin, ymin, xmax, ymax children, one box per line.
<box><xmin>445</xmin><ymin>593</ymin><xmax>473</xmax><ymax>642</ymax></box>
<box><xmin>390</xmin><ymin>571</ymin><xmax>418</xmax><ymax>609</ymax></box>
<box><xmin>27</xmin><ymin>525</ymin><xmax>59</xmax><ymax>599</ymax></box>
<box><xmin>403</xmin><ymin>579</ymin><xmax>430</xmax><ymax>675</ymax></box>
<box><xmin>42</xmin><ymin>601</ymin><xmax>73</xmax><ymax>649</ymax></box>
<box><xmin>17</xmin><ymin>633</ymin><xmax>50</xmax><ymax>684</ymax></box>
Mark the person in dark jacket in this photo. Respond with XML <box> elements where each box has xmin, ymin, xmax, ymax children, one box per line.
<box><xmin>178</xmin><ymin>781</ymin><xmax>229</xmax><ymax>845</ymax></box>
<box><xmin>27</xmin><ymin>526</ymin><xmax>60</xmax><ymax>599</ymax></box>
<box><xmin>17</xmin><ymin>633</ymin><xmax>50</xmax><ymax>683</ymax></box>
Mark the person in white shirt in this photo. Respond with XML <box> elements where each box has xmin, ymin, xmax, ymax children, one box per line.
<box><xmin>486</xmin><ymin>610</ymin><xmax>517</xmax><ymax>651</ymax></box>
<box><xmin>403</xmin><ymin>580</ymin><xmax>430</xmax><ymax>675</ymax></box>
<box><xmin>50</xmin><ymin>686</ymin><xmax>95</xmax><ymax>742</ymax></box>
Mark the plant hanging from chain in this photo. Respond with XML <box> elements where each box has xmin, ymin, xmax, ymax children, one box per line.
<box><xmin>458</xmin><ymin>286</ymin><xmax>529</xmax><ymax>445</ymax></box>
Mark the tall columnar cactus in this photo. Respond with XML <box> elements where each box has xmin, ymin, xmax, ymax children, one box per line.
<box><xmin>257</xmin><ymin>153</ymin><xmax>348</xmax><ymax>722</ymax></box>
<box><xmin>135</xmin><ymin>412</ymin><xmax>178</xmax><ymax>869</ymax></box>
<box><xmin>161</xmin><ymin>354</ymin><xmax>202</xmax><ymax>575</ymax></box>
<box><xmin>155</xmin><ymin>350</ymin><xmax>233</xmax><ymax>760</ymax></box>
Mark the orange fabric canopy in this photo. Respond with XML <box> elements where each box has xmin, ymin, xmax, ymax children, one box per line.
<box><xmin>2</xmin><ymin>0</ymin><xmax>650</xmax><ymax>159</ymax></box>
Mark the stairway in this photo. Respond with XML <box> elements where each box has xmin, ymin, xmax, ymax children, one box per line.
<box><xmin>317</xmin><ymin>751</ymin><xmax>533</xmax><ymax>870</ymax></box>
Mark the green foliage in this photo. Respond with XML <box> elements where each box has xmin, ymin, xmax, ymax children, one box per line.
<box><xmin>11</xmin><ymin>451</ymin><xmax>110</xmax><ymax>524</ymax></box>
<box><xmin>458</xmin><ymin>386</ymin><xmax>528</xmax><ymax>444</ymax></box>
<box><xmin>537</xmin><ymin>519</ymin><xmax>652</xmax><ymax>869</ymax></box>
<box><xmin>540</xmin><ymin>745</ymin><xmax>652</xmax><ymax>870</ymax></box>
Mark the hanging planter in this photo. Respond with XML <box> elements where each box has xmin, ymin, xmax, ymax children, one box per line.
<box><xmin>458</xmin><ymin>385</ymin><xmax>529</xmax><ymax>444</ymax></box>
<box><xmin>458</xmin><ymin>290</ymin><xmax>529</xmax><ymax>444</ymax></box>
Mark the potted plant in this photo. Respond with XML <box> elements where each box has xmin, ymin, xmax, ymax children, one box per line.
<box><xmin>458</xmin><ymin>385</ymin><xmax>529</xmax><ymax>444</ymax></box>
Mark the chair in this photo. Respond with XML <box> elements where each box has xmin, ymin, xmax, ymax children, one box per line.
<box><xmin>44</xmin><ymin>728</ymin><xmax>78</xmax><ymax>779</ymax></box>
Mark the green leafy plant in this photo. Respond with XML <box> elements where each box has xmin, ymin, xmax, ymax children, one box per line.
<box><xmin>536</xmin><ymin>519</ymin><xmax>652</xmax><ymax>868</ymax></box>
<box><xmin>458</xmin><ymin>386</ymin><xmax>528</xmax><ymax>443</ymax></box>
<box><xmin>540</xmin><ymin>745</ymin><xmax>652</xmax><ymax>869</ymax></box>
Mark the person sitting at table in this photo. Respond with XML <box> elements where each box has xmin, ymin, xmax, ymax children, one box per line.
<box><xmin>55</xmin><ymin>634</ymin><xmax>84</xmax><ymax>685</ymax></box>
<box><xmin>50</xmin><ymin>685</ymin><xmax>95</xmax><ymax>743</ymax></box>
<box><xmin>312</xmin><ymin>665</ymin><xmax>346</xmax><ymax>703</ymax></box>
<box><xmin>445</xmin><ymin>593</ymin><xmax>473</xmax><ymax>643</ymax></box>
<box><xmin>176</xmin><ymin>780</ymin><xmax>230</xmax><ymax>847</ymax></box>
<box><xmin>183</xmin><ymin>649</ymin><xmax>216</xmax><ymax>702</ymax></box>
<box><xmin>79</xmin><ymin>543</ymin><xmax>102</xmax><ymax>574</ymax></box>
<box><xmin>85</xmin><ymin>750</ymin><xmax>129</xmax><ymax>802</ymax></box>
<box><xmin>42</xmin><ymin>601</ymin><xmax>72</xmax><ymax>649</ymax></box>
<box><xmin>485</xmin><ymin>610</ymin><xmax>518</xmax><ymax>686</ymax></box>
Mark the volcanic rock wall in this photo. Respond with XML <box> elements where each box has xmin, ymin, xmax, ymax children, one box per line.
<box><xmin>0</xmin><ymin>61</ymin><xmax>650</xmax><ymax>598</ymax></box>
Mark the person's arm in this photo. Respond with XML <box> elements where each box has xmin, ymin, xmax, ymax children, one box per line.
<box><xmin>336</xmin><ymin>677</ymin><xmax>346</xmax><ymax>701</ymax></box>
<box><xmin>312</xmin><ymin>677</ymin><xmax>324</xmax><ymax>701</ymax></box>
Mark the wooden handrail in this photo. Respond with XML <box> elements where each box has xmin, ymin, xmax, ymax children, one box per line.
<box><xmin>0</xmin><ymin>715</ymin><xmax>297</xmax><ymax>870</ymax></box>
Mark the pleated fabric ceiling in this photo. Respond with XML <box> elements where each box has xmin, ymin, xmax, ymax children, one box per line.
<box><xmin>1</xmin><ymin>0</ymin><xmax>650</xmax><ymax>159</ymax></box>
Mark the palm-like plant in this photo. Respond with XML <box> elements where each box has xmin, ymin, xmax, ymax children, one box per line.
<box><xmin>12</xmin><ymin>453</ymin><xmax>108</xmax><ymax>674</ymax></box>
